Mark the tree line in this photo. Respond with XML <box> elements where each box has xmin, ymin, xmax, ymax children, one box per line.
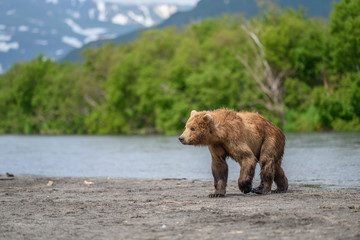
<box><xmin>0</xmin><ymin>0</ymin><xmax>359</xmax><ymax>134</ymax></box>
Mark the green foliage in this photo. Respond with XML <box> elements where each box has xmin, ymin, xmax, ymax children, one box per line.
<box><xmin>313</xmin><ymin>73</ymin><xmax>360</xmax><ymax>130</ymax></box>
<box><xmin>260</xmin><ymin>7</ymin><xmax>330</xmax><ymax>86</ymax></box>
<box><xmin>330</xmin><ymin>0</ymin><xmax>360</xmax><ymax>73</ymax></box>
<box><xmin>0</xmin><ymin>56</ymin><xmax>88</xmax><ymax>134</ymax></box>
<box><xmin>0</xmin><ymin>0</ymin><xmax>359</xmax><ymax>134</ymax></box>
<box><xmin>284</xmin><ymin>105</ymin><xmax>321</xmax><ymax>132</ymax></box>
<box><xmin>284</xmin><ymin>78</ymin><xmax>312</xmax><ymax>111</ymax></box>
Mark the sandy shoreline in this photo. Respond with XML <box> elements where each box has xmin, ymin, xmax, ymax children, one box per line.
<box><xmin>1</xmin><ymin>176</ymin><xmax>359</xmax><ymax>240</ymax></box>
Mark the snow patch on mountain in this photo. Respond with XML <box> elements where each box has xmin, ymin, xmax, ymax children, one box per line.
<box><xmin>35</xmin><ymin>39</ymin><xmax>48</xmax><ymax>46</ymax></box>
<box><xmin>28</xmin><ymin>18</ymin><xmax>45</xmax><ymax>27</ymax></box>
<box><xmin>97</xmin><ymin>0</ymin><xmax>197</xmax><ymax>5</ymax></box>
<box><xmin>0</xmin><ymin>34</ymin><xmax>11</xmax><ymax>41</ymax></box>
<box><xmin>154</xmin><ymin>4</ymin><xmax>177</xmax><ymax>19</ymax></box>
<box><xmin>62</xmin><ymin>36</ymin><xmax>82</xmax><ymax>48</ymax></box>
<box><xmin>139</xmin><ymin>5</ymin><xmax>155</xmax><ymax>26</ymax></box>
<box><xmin>56</xmin><ymin>49</ymin><xmax>64</xmax><ymax>56</ymax></box>
<box><xmin>18</xmin><ymin>25</ymin><xmax>29</xmax><ymax>32</ymax></box>
<box><xmin>64</xmin><ymin>18</ymin><xmax>107</xmax><ymax>38</ymax></box>
<box><xmin>112</xmin><ymin>14</ymin><xmax>129</xmax><ymax>25</ymax></box>
<box><xmin>96</xmin><ymin>1</ymin><xmax>107</xmax><ymax>22</ymax></box>
<box><xmin>88</xmin><ymin>8</ymin><xmax>96</xmax><ymax>19</ymax></box>
<box><xmin>66</xmin><ymin>9</ymin><xmax>81</xmax><ymax>19</ymax></box>
<box><xmin>6</xmin><ymin>10</ymin><xmax>16</xmax><ymax>16</ymax></box>
<box><xmin>0</xmin><ymin>42</ymin><xmax>19</xmax><ymax>52</ymax></box>
<box><xmin>128</xmin><ymin>6</ymin><xmax>155</xmax><ymax>27</ymax></box>
<box><xmin>46</xmin><ymin>0</ymin><xmax>58</xmax><ymax>4</ymax></box>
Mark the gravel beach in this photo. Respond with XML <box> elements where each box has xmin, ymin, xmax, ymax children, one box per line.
<box><xmin>1</xmin><ymin>176</ymin><xmax>359</xmax><ymax>239</ymax></box>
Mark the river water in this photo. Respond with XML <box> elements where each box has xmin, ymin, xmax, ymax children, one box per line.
<box><xmin>0</xmin><ymin>132</ymin><xmax>359</xmax><ymax>189</ymax></box>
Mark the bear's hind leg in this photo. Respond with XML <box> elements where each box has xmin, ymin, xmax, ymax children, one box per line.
<box><xmin>237</xmin><ymin>151</ymin><xmax>257</xmax><ymax>194</ymax></box>
<box><xmin>273</xmin><ymin>163</ymin><xmax>288</xmax><ymax>193</ymax></box>
<box><xmin>258</xmin><ymin>156</ymin><xmax>276</xmax><ymax>194</ymax></box>
<box><xmin>257</xmin><ymin>136</ymin><xmax>285</xmax><ymax>194</ymax></box>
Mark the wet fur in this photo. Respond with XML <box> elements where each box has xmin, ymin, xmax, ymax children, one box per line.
<box><xmin>179</xmin><ymin>109</ymin><xmax>288</xmax><ymax>197</ymax></box>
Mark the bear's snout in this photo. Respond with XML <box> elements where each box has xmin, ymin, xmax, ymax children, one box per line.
<box><xmin>178</xmin><ymin>136</ymin><xmax>185</xmax><ymax>144</ymax></box>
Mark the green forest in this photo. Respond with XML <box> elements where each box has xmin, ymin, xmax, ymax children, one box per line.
<box><xmin>0</xmin><ymin>0</ymin><xmax>359</xmax><ymax>135</ymax></box>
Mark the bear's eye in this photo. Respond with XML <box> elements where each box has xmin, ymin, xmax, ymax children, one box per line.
<box><xmin>190</xmin><ymin>127</ymin><xmax>195</xmax><ymax>131</ymax></box>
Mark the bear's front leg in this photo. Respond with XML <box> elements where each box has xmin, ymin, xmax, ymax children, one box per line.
<box><xmin>209</xmin><ymin>146</ymin><xmax>228</xmax><ymax>198</ymax></box>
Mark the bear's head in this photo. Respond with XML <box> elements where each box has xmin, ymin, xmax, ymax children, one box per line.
<box><xmin>179</xmin><ymin>110</ymin><xmax>215</xmax><ymax>146</ymax></box>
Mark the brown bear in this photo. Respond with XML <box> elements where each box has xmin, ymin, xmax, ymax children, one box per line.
<box><xmin>179</xmin><ymin>109</ymin><xmax>288</xmax><ymax>197</ymax></box>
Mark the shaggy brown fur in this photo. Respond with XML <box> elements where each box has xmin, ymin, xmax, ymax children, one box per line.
<box><xmin>179</xmin><ymin>109</ymin><xmax>288</xmax><ymax>197</ymax></box>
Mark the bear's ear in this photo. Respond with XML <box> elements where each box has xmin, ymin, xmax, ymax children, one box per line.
<box><xmin>190</xmin><ymin>110</ymin><xmax>197</xmax><ymax>116</ymax></box>
<box><xmin>203</xmin><ymin>113</ymin><xmax>213</xmax><ymax>123</ymax></box>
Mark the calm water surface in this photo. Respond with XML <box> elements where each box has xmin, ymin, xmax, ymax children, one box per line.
<box><xmin>0</xmin><ymin>133</ymin><xmax>359</xmax><ymax>189</ymax></box>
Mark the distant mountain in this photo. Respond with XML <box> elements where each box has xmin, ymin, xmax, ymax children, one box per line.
<box><xmin>62</xmin><ymin>0</ymin><xmax>339</xmax><ymax>63</ymax></box>
<box><xmin>0</xmin><ymin>0</ymin><xmax>191</xmax><ymax>73</ymax></box>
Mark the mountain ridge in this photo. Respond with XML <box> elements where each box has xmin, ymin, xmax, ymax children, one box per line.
<box><xmin>0</xmin><ymin>0</ymin><xmax>191</xmax><ymax>73</ymax></box>
<box><xmin>62</xmin><ymin>0</ymin><xmax>339</xmax><ymax>63</ymax></box>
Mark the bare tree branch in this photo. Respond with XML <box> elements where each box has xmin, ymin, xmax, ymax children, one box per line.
<box><xmin>238</xmin><ymin>24</ymin><xmax>290</xmax><ymax>124</ymax></box>
<box><xmin>84</xmin><ymin>94</ymin><xmax>99</xmax><ymax>109</ymax></box>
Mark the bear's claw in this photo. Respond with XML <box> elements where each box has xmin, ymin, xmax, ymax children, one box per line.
<box><xmin>271</xmin><ymin>189</ymin><xmax>287</xmax><ymax>194</ymax></box>
<box><xmin>208</xmin><ymin>193</ymin><xmax>225</xmax><ymax>198</ymax></box>
<box><xmin>251</xmin><ymin>187</ymin><xmax>264</xmax><ymax>194</ymax></box>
